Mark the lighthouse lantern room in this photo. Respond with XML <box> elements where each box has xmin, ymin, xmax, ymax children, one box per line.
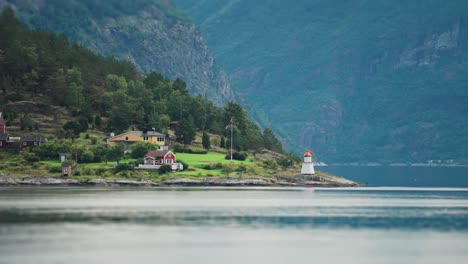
<box><xmin>301</xmin><ymin>150</ymin><xmax>315</xmax><ymax>175</ymax></box>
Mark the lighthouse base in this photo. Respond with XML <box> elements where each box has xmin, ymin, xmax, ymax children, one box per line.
<box><xmin>301</xmin><ymin>163</ymin><xmax>315</xmax><ymax>175</ymax></box>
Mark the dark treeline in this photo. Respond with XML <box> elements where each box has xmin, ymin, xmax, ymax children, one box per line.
<box><xmin>0</xmin><ymin>7</ymin><xmax>283</xmax><ymax>153</ymax></box>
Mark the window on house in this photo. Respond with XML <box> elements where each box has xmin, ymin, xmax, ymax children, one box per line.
<box><xmin>34</xmin><ymin>142</ymin><xmax>38</xmax><ymax>146</ymax></box>
<box><xmin>144</xmin><ymin>136</ymin><xmax>148</xmax><ymax>141</ymax></box>
<box><xmin>125</xmin><ymin>137</ymin><xmax>128</xmax><ymax>141</ymax></box>
<box><xmin>23</xmin><ymin>142</ymin><xmax>27</xmax><ymax>146</ymax></box>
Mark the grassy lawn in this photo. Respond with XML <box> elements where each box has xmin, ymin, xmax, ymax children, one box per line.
<box><xmin>40</xmin><ymin>159</ymin><xmax>137</xmax><ymax>168</ymax></box>
<box><xmin>172</xmin><ymin>152</ymin><xmax>257</xmax><ymax>177</ymax></box>
<box><xmin>176</xmin><ymin>152</ymin><xmax>252</xmax><ymax>166</ymax></box>
<box><xmin>29</xmin><ymin>152</ymin><xmax>263</xmax><ymax>179</ymax></box>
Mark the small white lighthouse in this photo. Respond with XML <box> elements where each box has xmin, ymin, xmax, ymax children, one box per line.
<box><xmin>301</xmin><ymin>150</ymin><xmax>315</xmax><ymax>175</ymax></box>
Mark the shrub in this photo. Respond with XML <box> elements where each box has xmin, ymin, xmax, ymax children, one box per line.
<box><xmin>130</xmin><ymin>141</ymin><xmax>158</xmax><ymax>159</ymax></box>
<box><xmin>213</xmin><ymin>163</ymin><xmax>223</xmax><ymax>169</ymax></box>
<box><xmin>172</xmin><ymin>143</ymin><xmax>207</xmax><ymax>154</ymax></box>
<box><xmin>188</xmin><ymin>148</ymin><xmax>208</xmax><ymax>154</ymax></box>
<box><xmin>49</xmin><ymin>166</ymin><xmax>62</xmax><ymax>174</ymax></box>
<box><xmin>202</xmin><ymin>164</ymin><xmax>213</xmax><ymax>170</ymax></box>
<box><xmin>81</xmin><ymin>167</ymin><xmax>95</xmax><ymax>176</ymax></box>
<box><xmin>178</xmin><ymin>160</ymin><xmax>189</xmax><ymax>171</ymax></box>
<box><xmin>90</xmin><ymin>137</ymin><xmax>98</xmax><ymax>145</ymax></box>
<box><xmin>95</xmin><ymin>168</ymin><xmax>107</xmax><ymax>176</ymax></box>
<box><xmin>24</xmin><ymin>153</ymin><xmax>40</xmax><ymax>163</ymax></box>
<box><xmin>159</xmin><ymin>165</ymin><xmax>172</xmax><ymax>174</ymax></box>
<box><xmin>113</xmin><ymin>164</ymin><xmax>134</xmax><ymax>173</ymax></box>
<box><xmin>221</xmin><ymin>165</ymin><xmax>234</xmax><ymax>176</ymax></box>
<box><xmin>80</xmin><ymin>150</ymin><xmax>95</xmax><ymax>163</ymax></box>
<box><xmin>225</xmin><ymin>152</ymin><xmax>247</xmax><ymax>161</ymax></box>
<box><xmin>172</xmin><ymin>143</ymin><xmax>184</xmax><ymax>153</ymax></box>
<box><xmin>33</xmin><ymin>142</ymin><xmax>71</xmax><ymax>160</ymax></box>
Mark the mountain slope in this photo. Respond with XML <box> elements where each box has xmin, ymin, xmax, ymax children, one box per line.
<box><xmin>172</xmin><ymin>0</ymin><xmax>468</xmax><ymax>163</ymax></box>
<box><xmin>0</xmin><ymin>0</ymin><xmax>234</xmax><ymax>104</ymax></box>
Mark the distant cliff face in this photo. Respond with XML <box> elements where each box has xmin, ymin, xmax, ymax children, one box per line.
<box><xmin>173</xmin><ymin>0</ymin><xmax>468</xmax><ymax>163</ymax></box>
<box><xmin>0</xmin><ymin>0</ymin><xmax>234</xmax><ymax>104</ymax></box>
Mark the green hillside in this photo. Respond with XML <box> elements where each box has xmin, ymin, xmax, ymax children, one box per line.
<box><xmin>172</xmin><ymin>0</ymin><xmax>468</xmax><ymax>164</ymax></box>
<box><xmin>0</xmin><ymin>0</ymin><xmax>234</xmax><ymax>104</ymax></box>
<box><xmin>0</xmin><ymin>7</ymin><xmax>283</xmax><ymax>154</ymax></box>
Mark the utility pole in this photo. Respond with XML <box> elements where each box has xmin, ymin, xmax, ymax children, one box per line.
<box><xmin>225</xmin><ymin>117</ymin><xmax>233</xmax><ymax>161</ymax></box>
<box><xmin>230</xmin><ymin>117</ymin><xmax>233</xmax><ymax>161</ymax></box>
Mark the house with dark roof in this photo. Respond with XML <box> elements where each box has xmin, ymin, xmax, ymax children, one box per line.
<box><xmin>0</xmin><ymin>133</ymin><xmax>12</xmax><ymax>149</ymax></box>
<box><xmin>107</xmin><ymin>131</ymin><xmax>166</xmax><ymax>147</ymax></box>
<box><xmin>21</xmin><ymin>135</ymin><xmax>48</xmax><ymax>148</ymax></box>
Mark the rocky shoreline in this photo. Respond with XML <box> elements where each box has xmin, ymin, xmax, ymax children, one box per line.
<box><xmin>0</xmin><ymin>174</ymin><xmax>359</xmax><ymax>188</ymax></box>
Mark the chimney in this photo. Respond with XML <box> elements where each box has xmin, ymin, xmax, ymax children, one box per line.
<box><xmin>110</xmin><ymin>132</ymin><xmax>115</xmax><ymax>137</ymax></box>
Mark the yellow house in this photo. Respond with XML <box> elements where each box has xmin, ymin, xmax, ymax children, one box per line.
<box><xmin>107</xmin><ymin>131</ymin><xmax>166</xmax><ymax>146</ymax></box>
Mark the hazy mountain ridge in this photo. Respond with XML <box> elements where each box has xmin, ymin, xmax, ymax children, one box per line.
<box><xmin>172</xmin><ymin>0</ymin><xmax>468</xmax><ymax>163</ymax></box>
<box><xmin>0</xmin><ymin>0</ymin><xmax>234</xmax><ymax>104</ymax></box>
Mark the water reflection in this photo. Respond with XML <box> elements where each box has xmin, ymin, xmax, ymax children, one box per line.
<box><xmin>1</xmin><ymin>187</ymin><xmax>467</xmax><ymax>264</ymax></box>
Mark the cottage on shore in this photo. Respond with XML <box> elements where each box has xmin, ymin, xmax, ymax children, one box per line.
<box><xmin>138</xmin><ymin>150</ymin><xmax>183</xmax><ymax>171</ymax></box>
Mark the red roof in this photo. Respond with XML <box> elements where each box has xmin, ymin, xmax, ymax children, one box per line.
<box><xmin>304</xmin><ymin>150</ymin><xmax>313</xmax><ymax>157</ymax></box>
<box><xmin>145</xmin><ymin>150</ymin><xmax>170</xmax><ymax>158</ymax></box>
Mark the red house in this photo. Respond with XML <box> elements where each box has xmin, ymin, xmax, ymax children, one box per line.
<box><xmin>144</xmin><ymin>150</ymin><xmax>176</xmax><ymax>165</ymax></box>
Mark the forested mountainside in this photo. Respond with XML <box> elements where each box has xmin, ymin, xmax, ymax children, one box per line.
<box><xmin>173</xmin><ymin>0</ymin><xmax>468</xmax><ymax>164</ymax></box>
<box><xmin>0</xmin><ymin>8</ymin><xmax>284</xmax><ymax>154</ymax></box>
<box><xmin>0</xmin><ymin>0</ymin><xmax>234</xmax><ymax>104</ymax></box>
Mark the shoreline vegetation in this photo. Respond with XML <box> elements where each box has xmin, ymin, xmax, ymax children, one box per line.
<box><xmin>0</xmin><ymin>172</ymin><xmax>359</xmax><ymax>188</ymax></box>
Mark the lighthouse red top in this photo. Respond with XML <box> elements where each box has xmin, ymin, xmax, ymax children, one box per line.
<box><xmin>304</xmin><ymin>150</ymin><xmax>313</xmax><ymax>157</ymax></box>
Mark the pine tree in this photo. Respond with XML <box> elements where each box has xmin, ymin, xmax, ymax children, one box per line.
<box><xmin>202</xmin><ymin>131</ymin><xmax>211</xmax><ymax>150</ymax></box>
<box><xmin>220</xmin><ymin>136</ymin><xmax>225</xmax><ymax>148</ymax></box>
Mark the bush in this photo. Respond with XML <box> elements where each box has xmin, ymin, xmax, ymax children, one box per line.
<box><xmin>202</xmin><ymin>164</ymin><xmax>213</xmax><ymax>170</ymax></box>
<box><xmin>221</xmin><ymin>165</ymin><xmax>234</xmax><ymax>176</ymax></box>
<box><xmin>178</xmin><ymin>160</ymin><xmax>189</xmax><ymax>171</ymax></box>
<box><xmin>188</xmin><ymin>148</ymin><xmax>208</xmax><ymax>154</ymax></box>
<box><xmin>159</xmin><ymin>164</ymin><xmax>172</xmax><ymax>174</ymax></box>
<box><xmin>33</xmin><ymin>142</ymin><xmax>71</xmax><ymax>160</ymax></box>
<box><xmin>172</xmin><ymin>143</ymin><xmax>184</xmax><ymax>153</ymax></box>
<box><xmin>95</xmin><ymin>168</ymin><xmax>108</xmax><ymax>176</ymax></box>
<box><xmin>49</xmin><ymin>166</ymin><xmax>62</xmax><ymax>174</ymax></box>
<box><xmin>80</xmin><ymin>150</ymin><xmax>95</xmax><ymax>163</ymax></box>
<box><xmin>172</xmin><ymin>143</ymin><xmax>207</xmax><ymax>154</ymax></box>
<box><xmin>81</xmin><ymin>167</ymin><xmax>95</xmax><ymax>176</ymax></box>
<box><xmin>113</xmin><ymin>164</ymin><xmax>134</xmax><ymax>173</ymax></box>
<box><xmin>130</xmin><ymin>141</ymin><xmax>158</xmax><ymax>159</ymax></box>
<box><xmin>213</xmin><ymin>163</ymin><xmax>223</xmax><ymax>169</ymax></box>
<box><xmin>225</xmin><ymin>152</ymin><xmax>247</xmax><ymax>161</ymax></box>
<box><xmin>24</xmin><ymin>153</ymin><xmax>40</xmax><ymax>162</ymax></box>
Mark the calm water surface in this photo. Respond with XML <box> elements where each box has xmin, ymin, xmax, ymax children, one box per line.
<box><xmin>1</xmin><ymin>187</ymin><xmax>468</xmax><ymax>264</ymax></box>
<box><xmin>317</xmin><ymin>165</ymin><xmax>468</xmax><ymax>187</ymax></box>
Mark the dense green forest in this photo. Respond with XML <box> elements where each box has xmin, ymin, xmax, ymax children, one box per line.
<box><xmin>0</xmin><ymin>7</ymin><xmax>284</xmax><ymax>153</ymax></box>
<box><xmin>0</xmin><ymin>0</ymin><xmax>234</xmax><ymax>105</ymax></box>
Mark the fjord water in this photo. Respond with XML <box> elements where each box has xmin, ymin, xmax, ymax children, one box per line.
<box><xmin>1</xmin><ymin>187</ymin><xmax>468</xmax><ymax>264</ymax></box>
<box><xmin>318</xmin><ymin>165</ymin><xmax>468</xmax><ymax>187</ymax></box>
